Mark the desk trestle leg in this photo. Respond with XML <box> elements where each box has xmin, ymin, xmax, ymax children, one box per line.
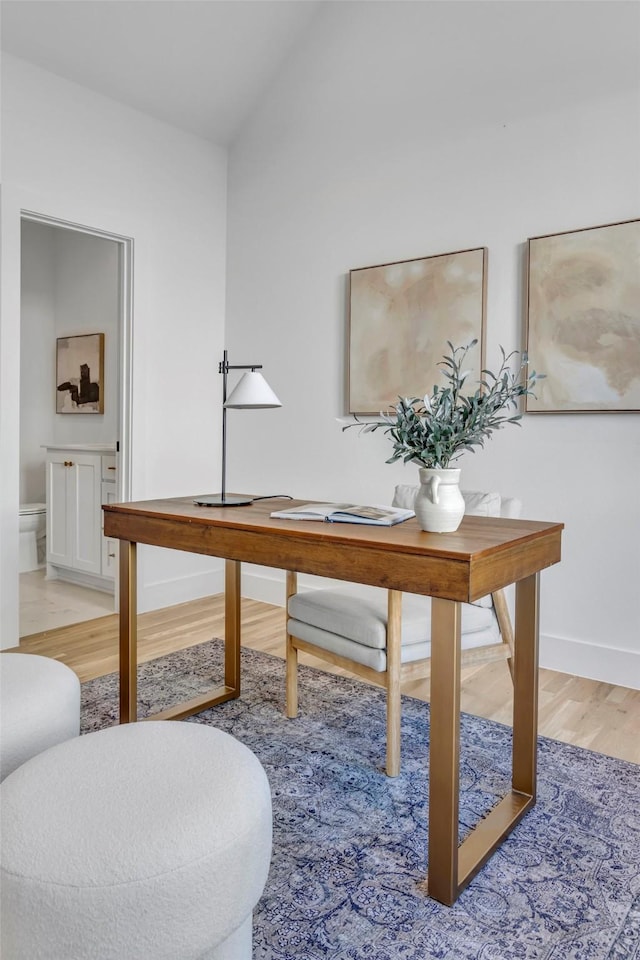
<box><xmin>426</xmin><ymin>575</ymin><xmax>540</xmax><ymax>905</ymax></box>
<box><xmin>426</xmin><ymin>597</ymin><xmax>462</xmax><ymax>904</ymax></box>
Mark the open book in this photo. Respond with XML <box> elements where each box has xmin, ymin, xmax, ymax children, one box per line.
<box><xmin>270</xmin><ymin>502</ymin><xmax>415</xmax><ymax>526</ymax></box>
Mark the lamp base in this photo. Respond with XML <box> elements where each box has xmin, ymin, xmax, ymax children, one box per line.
<box><xmin>193</xmin><ymin>495</ymin><xmax>254</xmax><ymax>507</ymax></box>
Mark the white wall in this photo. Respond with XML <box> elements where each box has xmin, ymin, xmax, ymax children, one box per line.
<box><xmin>1</xmin><ymin>54</ymin><xmax>228</xmax><ymax>647</ymax></box>
<box><xmin>226</xmin><ymin>2</ymin><xmax>640</xmax><ymax>687</ymax></box>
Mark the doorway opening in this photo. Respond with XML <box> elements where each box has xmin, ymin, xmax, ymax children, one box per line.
<box><xmin>19</xmin><ymin>211</ymin><xmax>133</xmax><ymax>638</ymax></box>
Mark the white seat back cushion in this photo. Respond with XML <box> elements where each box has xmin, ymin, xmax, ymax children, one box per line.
<box><xmin>501</xmin><ymin>496</ymin><xmax>523</xmax><ymax>519</ymax></box>
<box><xmin>392</xmin><ymin>484</ymin><xmax>501</xmax><ymax>516</ymax></box>
<box><xmin>393</xmin><ymin>483</ymin><xmax>522</xmax><ymax>521</ymax></box>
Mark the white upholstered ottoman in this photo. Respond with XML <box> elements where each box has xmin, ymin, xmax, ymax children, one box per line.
<box><xmin>0</xmin><ymin>652</ymin><xmax>80</xmax><ymax>781</ymax></box>
<box><xmin>0</xmin><ymin>721</ymin><xmax>273</xmax><ymax>960</ymax></box>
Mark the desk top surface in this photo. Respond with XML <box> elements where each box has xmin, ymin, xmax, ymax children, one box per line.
<box><xmin>104</xmin><ymin>497</ymin><xmax>563</xmax><ymax>601</ymax></box>
<box><xmin>104</xmin><ymin>495</ymin><xmax>562</xmax><ymax>558</ymax></box>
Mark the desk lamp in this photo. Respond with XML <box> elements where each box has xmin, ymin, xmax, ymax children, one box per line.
<box><xmin>196</xmin><ymin>349</ymin><xmax>281</xmax><ymax>506</ymax></box>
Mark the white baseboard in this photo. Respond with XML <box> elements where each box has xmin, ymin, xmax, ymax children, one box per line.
<box><xmin>46</xmin><ymin>563</ymin><xmax>115</xmax><ymax>595</ymax></box>
<box><xmin>539</xmin><ymin>633</ymin><xmax>640</xmax><ymax>690</ymax></box>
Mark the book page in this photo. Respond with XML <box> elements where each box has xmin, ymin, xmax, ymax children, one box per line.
<box><xmin>335</xmin><ymin>506</ymin><xmax>397</xmax><ymax>521</ymax></box>
<box><xmin>270</xmin><ymin>503</ymin><xmax>348</xmax><ymax>519</ymax></box>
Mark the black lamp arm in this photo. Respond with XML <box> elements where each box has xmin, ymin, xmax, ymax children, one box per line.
<box><xmin>218</xmin><ymin>354</ymin><xmax>262</xmax><ymax>376</ymax></box>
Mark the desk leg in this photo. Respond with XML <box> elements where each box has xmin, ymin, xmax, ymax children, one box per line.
<box><xmin>119</xmin><ymin>540</ymin><xmax>137</xmax><ymax>724</ymax></box>
<box><xmin>427</xmin><ymin>597</ymin><xmax>462</xmax><ymax>905</ymax></box>
<box><xmin>225</xmin><ymin>559</ymin><xmax>241</xmax><ymax>696</ymax></box>
<box><xmin>512</xmin><ymin>573</ymin><xmax>540</xmax><ymax>797</ymax></box>
<box><xmin>426</xmin><ymin>576</ymin><xmax>541</xmax><ymax>905</ymax></box>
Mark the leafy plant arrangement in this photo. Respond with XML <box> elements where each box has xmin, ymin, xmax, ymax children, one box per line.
<box><xmin>344</xmin><ymin>340</ymin><xmax>543</xmax><ymax>469</ymax></box>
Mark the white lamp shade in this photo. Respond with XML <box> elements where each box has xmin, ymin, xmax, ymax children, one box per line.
<box><xmin>224</xmin><ymin>370</ymin><xmax>281</xmax><ymax>409</ymax></box>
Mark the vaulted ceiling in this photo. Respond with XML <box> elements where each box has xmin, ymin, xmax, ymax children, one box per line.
<box><xmin>2</xmin><ymin>1</ymin><xmax>638</xmax><ymax>148</ymax></box>
<box><xmin>0</xmin><ymin>0</ymin><xmax>323</xmax><ymax>145</ymax></box>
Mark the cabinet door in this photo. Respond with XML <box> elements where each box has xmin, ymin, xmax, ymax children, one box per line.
<box><xmin>101</xmin><ymin>481</ymin><xmax>118</xmax><ymax>578</ymax></box>
<box><xmin>71</xmin><ymin>455</ymin><xmax>103</xmax><ymax>575</ymax></box>
<box><xmin>47</xmin><ymin>457</ymin><xmax>72</xmax><ymax>567</ymax></box>
<box><xmin>100</xmin><ymin>481</ymin><xmax>117</xmax><ymax>523</ymax></box>
<box><xmin>102</xmin><ymin>538</ymin><xmax>119</xmax><ymax>579</ymax></box>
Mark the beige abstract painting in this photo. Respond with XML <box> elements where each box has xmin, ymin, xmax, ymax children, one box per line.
<box><xmin>348</xmin><ymin>248</ymin><xmax>486</xmax><ymax>414</ymax></box>
<box><xmin>526</xmin><ymin>219</ymin><xmax>640</xmax><ymax>412</ymax></box>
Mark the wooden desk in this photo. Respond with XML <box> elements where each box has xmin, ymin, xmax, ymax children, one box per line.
<box><xmin>104</xmin><ymin>496</ymin><xmax>563</xmax><ymax>905</ymax></box>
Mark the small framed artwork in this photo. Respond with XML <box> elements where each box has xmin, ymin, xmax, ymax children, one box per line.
<box><xmin>348</xmin><ymin>247</ymin><xmax>487</xmax><ymax>414</ymax></box>
<box><xmin>56</xmin><ymin>333</ymin><xmax>105</xmax><ymax>414</ymax></box>
<box><xmin>526</xmin><ymin>218</ymin><xmax>640</xmax><ymax>413</ymax></box>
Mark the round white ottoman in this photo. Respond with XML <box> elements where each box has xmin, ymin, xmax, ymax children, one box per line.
<box><xmin>0</xmin><ymin>652</ymin><xmax>80</xmax><ymax>781</ymax></box>
<box><xmin>0</xmin><ymin>721</ymin><xmax>273</xmax><ymax>960</ymax></box>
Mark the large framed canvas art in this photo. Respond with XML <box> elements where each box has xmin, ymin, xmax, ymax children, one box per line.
<box><xmin>526</xmin><ymin>219</ymin><xmax>640</xmax><ymax>413</ymax></box>
<box><xmin>348</xmin><ymin>248</ymin><xmax>487</xmax><ymax>414</ymax></box>
<box><xmin>56</xmin><ymin>333</ymin><xmax>105</xmax><ymax>414</ymax></box>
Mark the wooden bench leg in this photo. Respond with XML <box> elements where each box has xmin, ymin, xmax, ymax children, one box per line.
<box><xmin>386</xmin><ymin>589</ymin><xmax>402</xmax><ymax>777</ymax></box>
<box><xmin>285</xmin><ymin>571</ymin><xmax>298</xmax><ymax>718</ymax></box>
<box><xmin>492</xmin><ymin>588</ymin><xmax>515</xmax><ymax>680</ymax></box>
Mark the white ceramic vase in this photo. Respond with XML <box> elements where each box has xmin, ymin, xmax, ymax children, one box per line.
<box><xmin>414</xmin><ymin>467</ymin><xmax>465</xmax><ymax>533</ymax></box>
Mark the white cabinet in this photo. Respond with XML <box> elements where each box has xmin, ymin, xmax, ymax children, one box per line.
<box><xmin>45</xmin><ymin>444</ymin><xmax>117</xmax><ymax>593</ymax></box>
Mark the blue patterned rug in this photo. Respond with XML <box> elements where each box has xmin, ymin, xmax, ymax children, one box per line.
<box><xmin>81</xmin><ymin>640</ymin><xmax>640</xmax><ymax>960</ymax></box>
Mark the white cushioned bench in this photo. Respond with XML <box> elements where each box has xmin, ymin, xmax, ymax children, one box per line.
<box><xmin>0</xmin><ymin>721</ymin><xmax>273</xmax><ymax>960</ymax></box>
<box><xmin>0</xmin><ymin>652</ymin><xmax>80</xmax><ymax>782</ymax></box>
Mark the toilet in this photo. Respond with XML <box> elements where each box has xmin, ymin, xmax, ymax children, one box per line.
<box><xmin>19</xmin><ymin>504</ymin><xmax>46</xmax><ymax>573</ymax></box>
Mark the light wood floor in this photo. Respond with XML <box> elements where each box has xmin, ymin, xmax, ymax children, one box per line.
<box><xmin>9</xmin><ymin>595</ymin><xmax>640</xmax><ymax>765</ymax></box>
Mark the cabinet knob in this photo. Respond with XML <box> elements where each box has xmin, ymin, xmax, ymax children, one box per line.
<box><xmin>108</xmin><ymin>552</ymin><xmax>116</xmax><ymax>558</ymax></box>
<box><xmin>64</xmin><ymin>460</ymin><xmax>74</xmax><ymax>467</ymax></box>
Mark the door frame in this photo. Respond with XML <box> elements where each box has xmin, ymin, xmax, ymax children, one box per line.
<box><xmin>20</xmin><ymin>209</ymin><xmax>134</xmax><ymax>611</ymax></box>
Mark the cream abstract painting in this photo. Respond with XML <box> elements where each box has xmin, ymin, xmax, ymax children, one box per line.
<box><xmin>348</xmin><ymin>248</ymin><xmax>486</xmax><ymax>414</ymax></box>
<box><xmin>526</xmin><ymin>219</ymin><xmax>640</xmax><ymax>412</ymax></box>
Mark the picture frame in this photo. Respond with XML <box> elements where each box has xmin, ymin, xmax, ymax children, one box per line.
<box><xmin>348</xmin><ymin>247</ymin><xmax>487</xmax><ymax>414</ymax></box>
<box><xmin>56</xmin><ymin>333</ymin><xmax>105</xmax><ymax>414</ymax></box>
<box><xmin>525</xmin><ymin>218</ymin><xmax>640</xmax><ymax>413</ymax></box>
